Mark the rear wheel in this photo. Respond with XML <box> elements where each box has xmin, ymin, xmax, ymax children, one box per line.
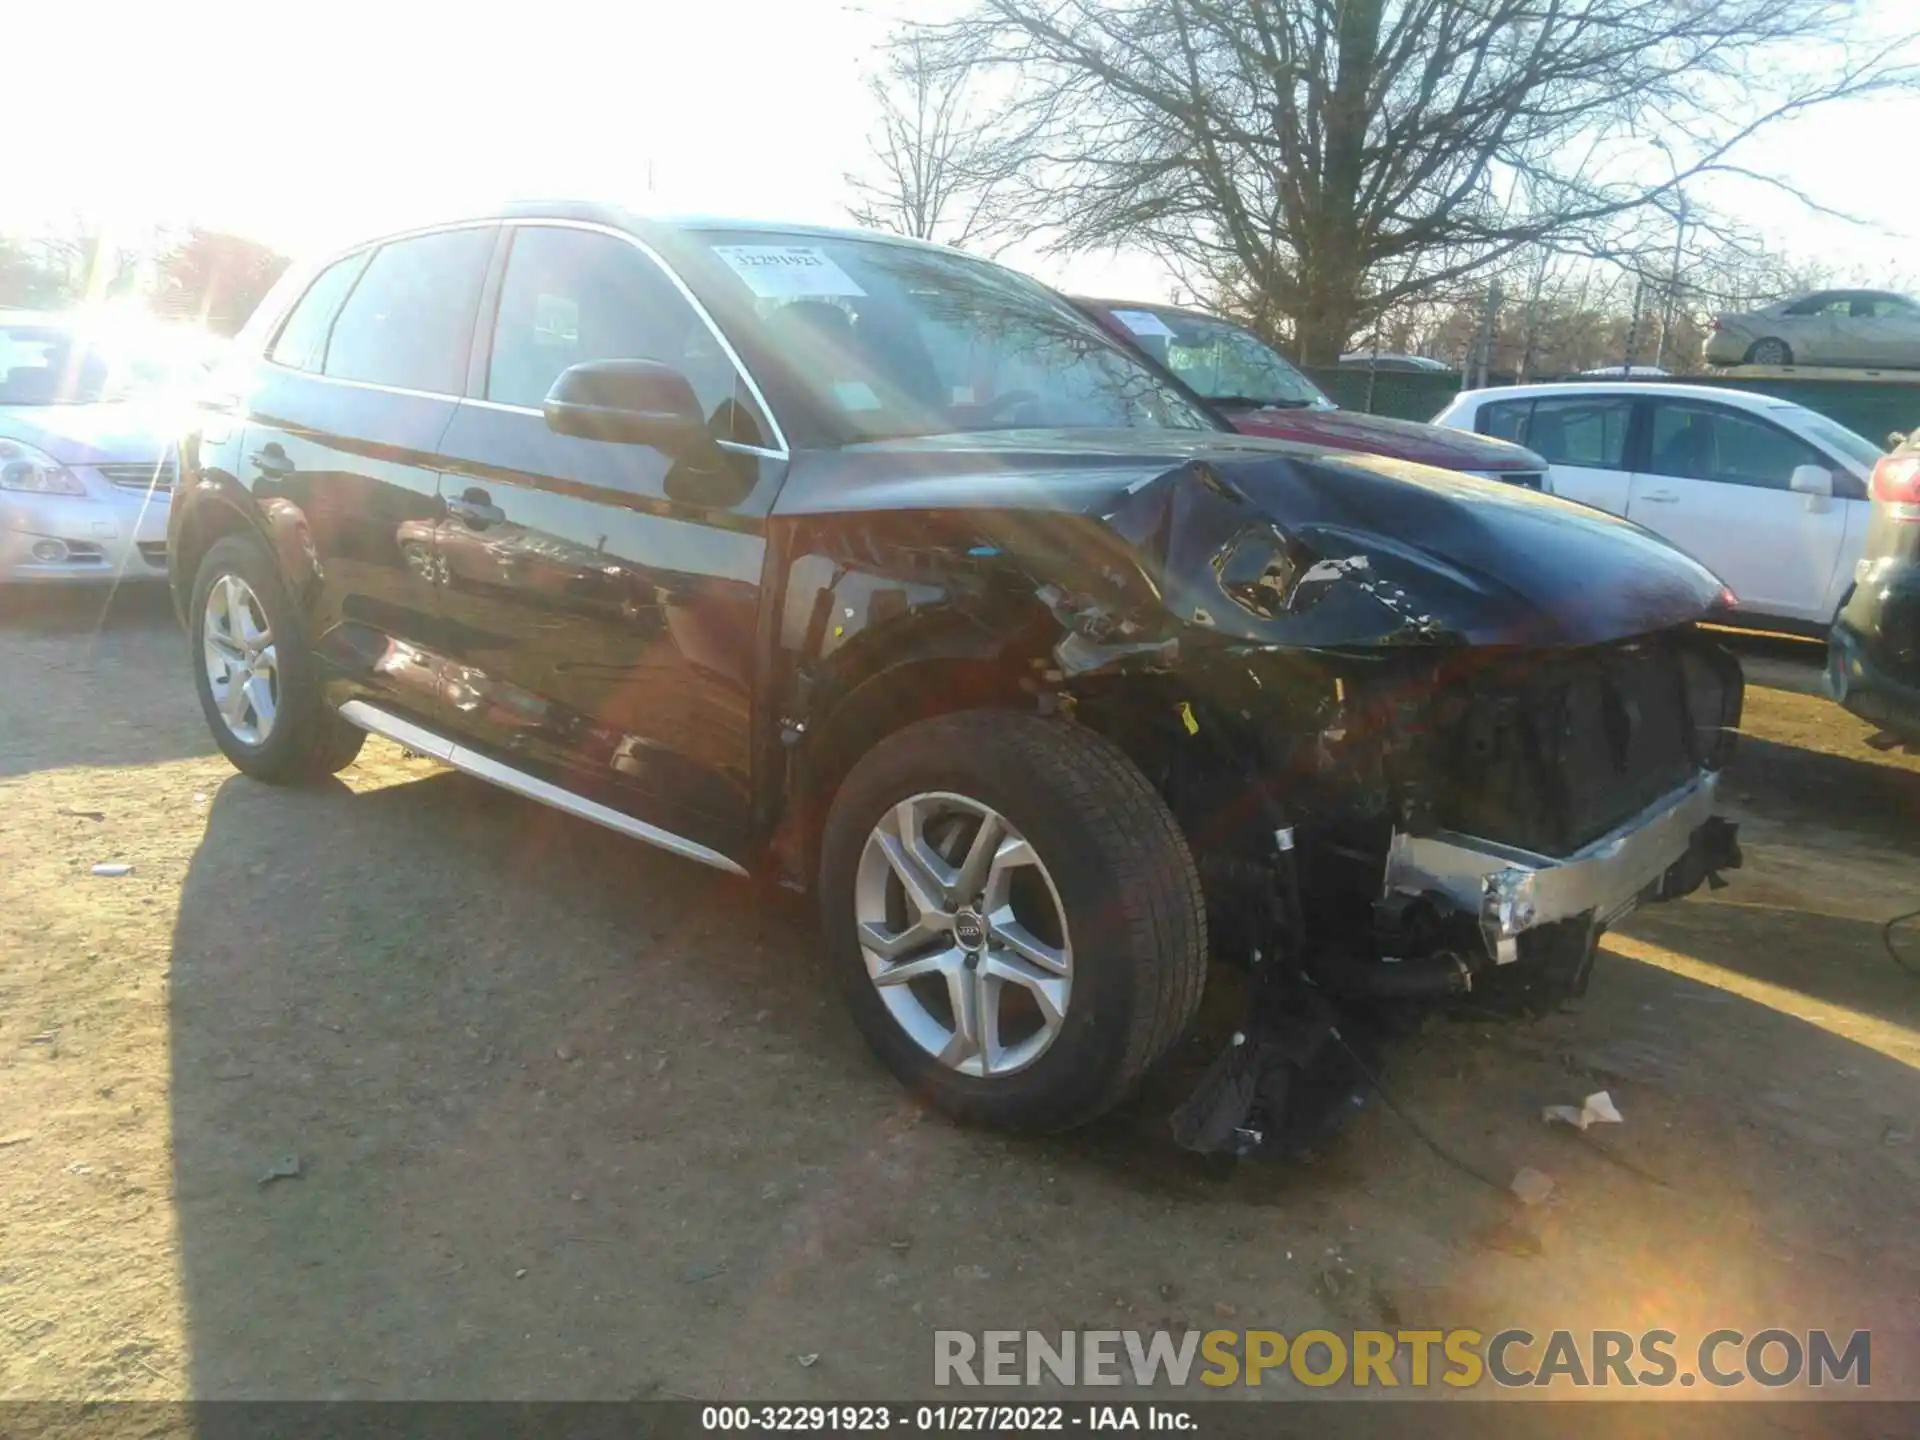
<box><xmin>190</xmin><ymin>534</ymin><xmax>364</xmax><ymax>783</ymax></box>
<box><xmin>819</xmin><ymin>710</ymin><xmax>1207</xmax><ymax>1132</ymax></box>
<box><xmin>1746</xmin><ymin>338</ymin><xmax>1793</xmax><ymax>365</ymax></box>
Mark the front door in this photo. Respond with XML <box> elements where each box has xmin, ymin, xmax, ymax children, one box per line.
<box><xmin>239</xmin><ymin>225</ymin><xmax>495</xmax><ymax>722</ymax></box>
<box><xmin>1480</xmin><ymin>392</ymin><xmax>1634</xmax><ymax>513</ymax></box>
<box><xmin>429</xmin><ymin>222</ymin><xmax>787</xmax><ymax>863</ymax></box>
<box><xmin>1627</xmin><ymin>398</ymin><xmax>1849</xmax><ymax>622</ymax></box>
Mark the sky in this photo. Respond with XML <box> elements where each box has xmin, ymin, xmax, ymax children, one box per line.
<box><xmin>5</xmin><ymin>0</ymin><xmax>1918</xmax><ymax>304</ymax></box>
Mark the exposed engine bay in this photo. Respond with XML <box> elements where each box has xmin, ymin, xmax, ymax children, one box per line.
<box><xmin>768</xmin><ymin>444</ymin><xmax>1748</xmax><ymax>1156</ymax></box>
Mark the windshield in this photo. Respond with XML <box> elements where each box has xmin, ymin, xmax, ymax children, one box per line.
<box><xmin>0</xmin><ymin>320</ymin><xmax>215</xmax><ymax>406</ymax></box>
<box><xmin>1104</xmin><ymin>306</ymin><xmax>1333</xmax><ymax>410</ymax></box>
<box><xmin>1794</xmin><ymin>412</ymin><xmax>1886</xmax><ymax>473</ymax></box>
<box><xmin>687</xmin><ymin>232</ymin><xmax>1216</xmax><ymax>441</ymax></box>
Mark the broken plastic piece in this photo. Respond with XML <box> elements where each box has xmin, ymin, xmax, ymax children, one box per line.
<box><xmin>1543</xmin><ymin>1090</ymin><xmax>1622</xmax><ymax>1131</ymax></box>
<box><xmin>91</xmin><ymin>863</ymin><xmax>132</xmax><ymax>877</ymax></box>
<box><xmin>258</xmin><ymin>1154</ymin><xmax>302</xmax><ymax>1187</ymax></box>
<box><xmin>1179</xmin><ymin>700</ymin><xmax>1199</xmax><ymax>736</ymax></box>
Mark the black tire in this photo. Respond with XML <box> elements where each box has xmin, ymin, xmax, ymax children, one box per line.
<box><xmin>189</xmin><ymin>533</ymin><xmax>365</xmax><ymax>783</ymax></box>
<box><xmin>1746</xmin><ymin>338</ymin><xmax>1793</xmax><ymax>365</ymax></box>
<box><xmin>819</xmin><ymin>710</ymin><xmax>1208</xmax><ymax>1132</ymax></box>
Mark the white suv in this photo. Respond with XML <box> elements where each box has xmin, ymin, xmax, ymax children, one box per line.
<box><xmin>1433</xmin><ymin>382</ymin><xmax>1884</xmax><ymax>629</ymax></box>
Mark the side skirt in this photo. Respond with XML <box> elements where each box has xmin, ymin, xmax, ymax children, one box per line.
<box><xmin>336</xmin><ymin>700</ymin><xmax>750</xmax><ymax>878</ymax></box>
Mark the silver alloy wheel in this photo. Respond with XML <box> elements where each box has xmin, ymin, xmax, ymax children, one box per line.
<box><xmin>202</xmin><ymin>572</ymin><xmax>279</xmax><ymax>746</ymax></box>
<box><xmin>853</xmin><ymin>791</ymin><xmax>1073</xmax><ymax>1077</ymax></box>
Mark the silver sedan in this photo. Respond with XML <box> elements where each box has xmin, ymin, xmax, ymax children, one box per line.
<box><xmin>1</xmin><ymin>314</ymin><xmax>185</xmax><ymax>583</ymax></box>
<box><xmin>1704</xmin><ymin>289</ymin><xmax>1920</xmax><ymax>369</ymax></box>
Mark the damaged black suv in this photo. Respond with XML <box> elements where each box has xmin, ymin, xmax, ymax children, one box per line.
<box><xmin>169</xmin><ymin>205</ymin><xmax>1743</xmax><ymax>1146</ymax></box>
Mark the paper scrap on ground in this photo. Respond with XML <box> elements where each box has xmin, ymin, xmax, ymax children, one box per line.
<box><xmin>90</xmin><ymin>863</ymin><xmax>132</xmax><ymax>877</ymax></box>
<box><xmin>1510</xmin><ymin>1166</ymin><xmax>1556</xmax><ymax>1206</ymax></box>
<box><xmin>713</xmin><ymin>245</ymin><xmax>866</xmax><ymax>299</ymax></box>
<box><xmin>1543</xmin><ymin>1089</ymin><xmax>1623</xmax><ymax>1130</ymax></box>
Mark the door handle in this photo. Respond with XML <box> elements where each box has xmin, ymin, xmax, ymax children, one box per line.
<box><xmin>1639</xmin><ymin>490</ymin><xmax>1679</xmax><ymax>503</ymax></box>
<box><xmin>446</xmin><ymin>489</ymin><xmax>505</xmax><ymax>528</ymax></box>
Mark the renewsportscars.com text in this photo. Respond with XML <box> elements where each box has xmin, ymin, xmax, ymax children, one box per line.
<box><xmin>933</xmin><ymin>1327</ymin><xmax>1871</xmax><ymax>1390</ymax></box>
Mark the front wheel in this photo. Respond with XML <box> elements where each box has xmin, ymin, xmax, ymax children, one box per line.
<box><xmin>819</xmin><ymin>710</ymin><xmax>1208</xmax><ymax>1132</ymax></box>
<box><xmin>190</xmin><ymin>533</ymin><xmax>365</xmax><ymax>783</ymax></box>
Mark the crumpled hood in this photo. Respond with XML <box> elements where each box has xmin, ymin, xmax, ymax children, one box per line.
<box><xmin>776</xmin><ymin>430</ymin><xmax>1724</xmax><ymax>648</ymax></box>
<box><xmin>1102</xmin><ymin>449</ymin><xmax>1724</xmax><ymax>648</ymax></box>
<box><xmin>1225</xmin><ymin>406</ymin><xmax>1546</xmax><ymax>472</ymax></box>
<box><xmin>0</xmin><ymin>403</ymin><xmax>184</xmax><ymax>467</ymax></box>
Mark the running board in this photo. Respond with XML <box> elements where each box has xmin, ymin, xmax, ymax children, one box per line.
<box><xmin>336</xmin><ymin>700</ymin><xmax>749</xmax><ymax>877</ymax></box>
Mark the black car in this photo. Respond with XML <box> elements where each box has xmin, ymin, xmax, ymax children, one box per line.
<box><xmin>1829</xmin><ymin>442</ymin><xmax>1920</xmax><ymax>744</ymax></box>
<box><xmin>169</xmin><ymin>204</ymin><xmax>1743</xmax><ymax>1148</ymax></box>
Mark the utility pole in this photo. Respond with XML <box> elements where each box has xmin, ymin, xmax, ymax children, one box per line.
<box><xmin>1654</xmin><ymin>189</ymin><xmax>1688</xmax><ymax>371</ymax></box>
<box><xmin>1621</xmin><ymin>278</ymin><xmax>1648</xmax><ymax>375</ymax></box>
<box><xmin>1472</xmin><ymin>280</ymin><xmax>1503</xmax><ymax>389</ymax></box>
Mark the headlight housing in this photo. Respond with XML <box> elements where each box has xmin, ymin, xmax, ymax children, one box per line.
<box><xmin>0</xmin><ymin>439</ymin><xmax>87</xmax><ymax>495</ymax></box>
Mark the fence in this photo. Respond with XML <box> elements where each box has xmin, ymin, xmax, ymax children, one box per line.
<box><xmin>1301</xmin><ymin>367</ymin><xmax>1920</xmax><ymax>446</ymax></box>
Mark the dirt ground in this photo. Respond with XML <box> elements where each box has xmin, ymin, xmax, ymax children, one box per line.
<box><xmin>3</xmin><ymin>585</ymin><xmax>1918</xmax><ymax>1407</ymax></box>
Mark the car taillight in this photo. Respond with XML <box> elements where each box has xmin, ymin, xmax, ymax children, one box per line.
<box><xmin>1870</xmin><ymin>453</ymin><xmax>1920</xmax><ymax>516</ymax></box>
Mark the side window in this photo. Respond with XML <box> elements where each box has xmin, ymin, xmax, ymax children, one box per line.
<box><xmin>1523</xmin><ymin>396</ymin><xmax>1631</xmax><ymax>469</ymax></box>
<box><xmin>323</xmin><ymin>227</ymin><xmax>494</xmax><ymax>394</ymax></box>
<box><xmin>1479</xmin><ymin>399</ymin><xmax>1532</xmax><ymax>444</ymax></box>
<box><xmin>268</xmin><ymin>252</ymin><xmax>370</xmax><ymax>371</ymax></box>
<box><xmin>1784</xmin><ymin>294</ymin><xmax>1846</xmax><ymax>317</ymax></box>
<box><xmin>487</xmin><ymin>226</ymin><xmax>767</xmax><ymax>446</ymax></box>
<box><xmin>1646</xmin><ymin>404</ymin><xmax>1824</xmax><ymax>490</ymax></box>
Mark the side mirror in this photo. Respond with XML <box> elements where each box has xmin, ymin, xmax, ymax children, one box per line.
<box><xmin>544</xmin><ymin>359</ymin><xmax>705</xmax><ymax>451</ymax></box>
<box><xmin>1788</xmin><ymin>463</ymin><xmax>1833</xmax><ymax>498</ymax></box>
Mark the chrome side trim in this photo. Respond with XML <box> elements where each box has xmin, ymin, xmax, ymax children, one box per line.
<box><xmin>336</xmin><ymin>700</ymin><xmax>749</xmax><ymax>876</ymax></box>
<box><xmin>1383</xmin><ymin>769</ymin><xmax>1721</xmax><ymax>945</ymax></box>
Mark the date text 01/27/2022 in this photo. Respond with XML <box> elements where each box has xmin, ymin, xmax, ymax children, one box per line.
<box><xmin>698</xmin><ymin>1403</ymin><xmax>1195</xmax><ymax>1432</ymax></box>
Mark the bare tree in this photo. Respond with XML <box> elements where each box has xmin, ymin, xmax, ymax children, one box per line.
<box><xmin>920</xmin><ymin>0</ymin><xmax>1918</xmax><ymax>362</ymax></box>
<box><xmin>845</xmin><ymin>34</ymin><xmax>1018</xmax><ymax>249</ymax></box>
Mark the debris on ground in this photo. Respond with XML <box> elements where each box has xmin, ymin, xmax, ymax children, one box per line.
<box><xmin>90</xmin><ymin>863</ymin><xmax>133</xmax><ymax>877</ymax></box>
<box><xmin>0</xmin><ymin>1133</ymin><xmax>33</xmax><ymax>1148</ymax></box>
<box><xmin>257</xmin><ymin>1154</ymin><xmax>303</xmax><ymax>1187</ymax></box>
<box><xmin>59</xmin><ymin>808</ymin><xmax>106</xmax><ymax>821</ymax></box>
<box><xmin>679</xmin><ymin>1259</ymin><xmax>726</xmax><ymax>1283</ymax></box>
<box><xmin>1543</xmin><ymin>1089</ymin><xmax>1624</xmax><ymax>1131</ymax></box>
<box><xmin>1510</xmin><ymin>1166</ymin><xmax>1556</xmax><ymax>1206</ymax></box>
<box><xmin>795</xmin><ymin>1353</ymin><xmax>820</xmax><ymax>1368</ymax></box>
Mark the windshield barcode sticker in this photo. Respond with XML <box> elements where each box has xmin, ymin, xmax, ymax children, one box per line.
<box><xmin>1111</xmin><ymin>308</ymin><xmax>1177</xmax><ymax>339</ymax></box>
<box><xmin>713</xmin><ymin>245</ymin><xmax>867</xmax><ymax>300</ymax></box>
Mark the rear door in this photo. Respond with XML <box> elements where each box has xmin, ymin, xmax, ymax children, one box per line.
<box><xmin>241</xmin><ymin>224</ymin><xmax>495</xmax><ymax>720</ymax></box>
<box><xmin>1478</xmin><ymin>392</ymin><xmax>1634</xmax><ymax>513</ymax></box>
<box><xmin>1627</xmin><ymin>398</ymin><xmax>1848</xmax><ymax>621</ymax></box>
<box><xmin>428</xmin><ymin>221</ymin><xmax>787</xmax><ymax>863</ymax></box>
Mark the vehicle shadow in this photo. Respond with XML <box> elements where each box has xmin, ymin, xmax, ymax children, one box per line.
<box><xmin>1730</xmin><ymin>735</ymin><xmax>1920</xmax><ymax>852</ymax></box>
<box><xmin>0</xmin><ymin>582</ymin><xmax>214</xmax><ymax>778</ymax></box>
<box><xmin>167</xmin><ymin>763</ymin><xmax>892</xmax><ymax>1398</ymax></box>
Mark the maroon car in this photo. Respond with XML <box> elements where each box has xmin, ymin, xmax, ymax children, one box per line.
<box><xmin>1074</xmin><ymin>297</ymin><xmax>1548</xmax><ymax>487</ymax></box>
